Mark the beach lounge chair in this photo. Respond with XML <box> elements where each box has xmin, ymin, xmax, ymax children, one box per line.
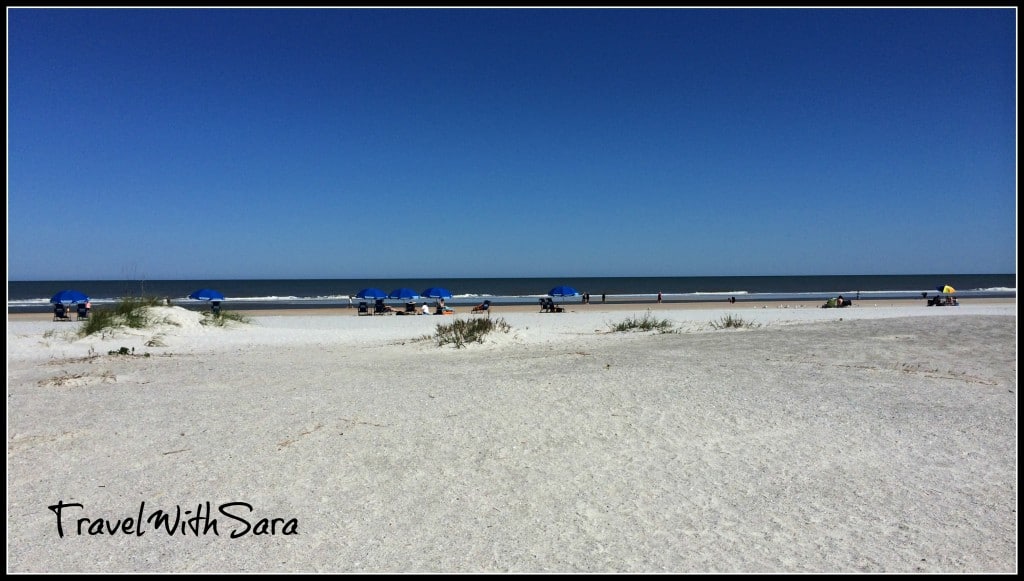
<box><xmin>211</xmin><ymin>301</ymin><xmax>221</xmax><ymax>315</ymax></box>
<box><xmin>405</xmin><ymin>301</ymin><xmax>418</xmax><ymax>314</ymax></box>
<box><xmin>357</xmin><ymin>301</ymin><xmax>370</xmax><ymax>315</ymax></box>
<box><xmin>76</xmin><ymin>303</ymin><xmax>89</xmax><ymax>320</ymax></box>
<box><xmin>373</xmin><ymin>299</ymin><xmax>393</xmax><ymax>315</ymax></box>
<box><xmin>471</xmin><ymin>300</ymin><xmax>491</xmax><ymax>316</ymax></box>
<box><xmin>539</xmin><ymin>298</ymin><xmax>549</xmax><ymax>312</ymax></box>
<box><xmin>53</xmin><ymin>304</ymin><xmax>71</xmax><ymax>321</ymax></box>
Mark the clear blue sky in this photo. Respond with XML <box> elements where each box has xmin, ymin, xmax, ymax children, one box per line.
<box><xmin>7</xmin><ymin>8</ymin><xmax>1017</xmax><ymax>280</ymax></box>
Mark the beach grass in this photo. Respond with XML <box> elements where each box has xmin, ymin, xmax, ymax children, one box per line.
<box><xmin>428</xmin><ymin>316</ymin><xmax>511</xmax><ymax>348</ymax></box>
<box><xmin>79</xmin><ymin>296</ymin><xmax>164</xmax><ymax>336</ymax></box>
<box><xmin>608</xmin><ymin>311</ymin><xmax>676</xmax><ymax>333</ymax></box>
<box><xmin>709</xmin><ymin>313</ymin><xmax>759</xmax><ymax>330</ymax></box>
<box><xmin>78</xmin><ymin>296</ymin><xmax>246</xmax><ymax>336</ymax></box>
<box><xmin>78</xmin><ymin>308</ymin><xmax>119</xmax><ymax>336</ymax></box>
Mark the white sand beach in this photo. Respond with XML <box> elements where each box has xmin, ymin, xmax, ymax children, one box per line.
<box><xmin>6</xmin><ymin>302</ymin><xmax>1018</xmax><ymax>573</ymax></box>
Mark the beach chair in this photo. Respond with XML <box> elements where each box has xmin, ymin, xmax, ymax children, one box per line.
<box><xmin>405</xmin><ymin>302</ymin><xmax>418</xmax><ymax>314</ymax></box>
<box><xmin>471</xmin><ymin>300</ymin><xmax>491</xmax><ymax>316</ymax></box>
<box><xmin>76</xmin><ymin>303</ymin><xmax>89</xmax><ymax>320</ymax></box>
<box><xmin>541</xmin><ymin>298</ymin><xmax>563</xmax><ymax>313</ymax></box>
<box><xmin>373</xmin><ymin>299</ymin><xmax>393</xmax><ymax>315</ymax></box>
<box><xmin>53</xmin><ymin>304</ymin><xmax>71</xmax><ymax>321</ymax></box>
<box><xmin>357</xmin><ymin>301</ymin><xmax>370</xmax><ymax>315</ymax></box>
<box><xmin>211</xmin><ymin>301</ymin><xmax>221</xmax><ymax>316</ymax></box>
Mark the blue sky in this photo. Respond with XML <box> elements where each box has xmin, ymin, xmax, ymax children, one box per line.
<box><xmin>7</xmin><ymin>8</ymin><xmax>1017</xmax><ymax>280</ymax></box>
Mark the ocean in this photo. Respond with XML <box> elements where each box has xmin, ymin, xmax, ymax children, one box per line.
<box><xmin>6</xmin><ymin>274</ymin><xmax>1016</xmax><ymax>313</ymax></box>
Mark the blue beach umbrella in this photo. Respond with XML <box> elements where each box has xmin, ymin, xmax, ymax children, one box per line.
<box><xmin>50</xmin><ymin>289</ymin><xmax>89</xmax><ymax>304</ymax></box>
<box><xmin>548</xmin><ymin>285</ymin><xmax>580</xmax><ymax>305</ymax></box>
<box><xmin>548</xmin><ymin>285</ymin><xmax>580</xmax><ymax>298</ymax></box>
<box><xmin>355</xmin><ymin>287</ymin><xmax>387</xmax><ymax>300</ymax></box>
<box><xmin>421</xmin><ymin>287</ymin><xmax>453</xmax><ymax>299</ymax></box>
<box><xmin>189</xmin><ymin>288</ymin><xmax>225</xmax><ymax>301</ymax></box>
<box><xmin>388</xmin><ymin>288</ymin><xmax>420</xmax><ymax>300</ymax></box>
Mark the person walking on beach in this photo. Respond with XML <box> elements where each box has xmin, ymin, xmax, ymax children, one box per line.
<box><xmin>348</xmin><ymin>295</ymin><xmax>353</xmax><ymax>309</ymax></box>
<box><xmin>602</xmin><ymin>293</ymin><xmax>606</xmax><ymax>303</ymax></box>
<box><xmin>657</xmin><ymin>291</ymin><xmax>663</xmax><ymax>303</ymax></box>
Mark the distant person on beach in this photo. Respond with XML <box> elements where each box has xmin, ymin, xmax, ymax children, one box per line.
<box><xmin>348</xmin><ymin>295</ymin><xmax>353</xmax><ymax>309</ymax></box>
<box><xmin>729</xmin><ymin>296</ymin><xmax>736</xmax><ymax>304</ymax></box>
<box><xmin>602</xmin><ymin>293</ymin><xmax>606</xmax><ymax>303</ymax></box>
<box><xmin>657</xmin><ymin>291</ymin><xmax>662</xmax><ymax>303</ymax></box>
<box><xmin>422</xmin><ymin>302</ymin><xmax>430</xmax><ymax>315</ymax></box>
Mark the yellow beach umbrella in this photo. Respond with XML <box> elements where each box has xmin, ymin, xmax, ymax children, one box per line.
<box><xmin>937</xmin><ymin>285</ymin><xmax>956</xmax><ymax>294</ymax></box>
